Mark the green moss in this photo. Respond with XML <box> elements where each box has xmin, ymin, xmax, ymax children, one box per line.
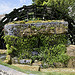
<box><xmin>64</xmin><ymin>26</ymin><xmax>68</xmax><ymax>29</ymax></box>
<box><xmin>31</xmin><ymin>26</ymin><xmax>36</xmax><ymax>30</ymax></box>
<box><xmin>50</xmin><ymin>27</ymin><xmax>55</xmax><ymax>30</ymax></box>
<box><xmin>7</xmin><ymin>20</ymin><xmax>64</xmax><ymax>25</ymax></box>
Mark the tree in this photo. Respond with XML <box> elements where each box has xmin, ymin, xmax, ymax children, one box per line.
<box><xmin>46</xmin><ymin>0</ymin><xmax>75</xmax><ymax>24</ymax></box>
<box><xmin>46</xmin><ymin>0</ymin><xmax>74</xmax><ymax>16</ymax></box>
<box><xmin>33</xmin><ymin>0</ymin><xmax>75</xmax><ymax>23</ymax></box>
<box><xmin>32</xmin><ymin>0</ymin><xmax>48</xmax><ymax>5</ymax></box>
<box><xmin>32</xmin><ymin>0</ymin><xmax>75</xmax><ymax>20</ymax></box>
<box><xmin>69</xmin><ymin>3</ymin><xmax>75</xmax><ymax>21</ymax></box>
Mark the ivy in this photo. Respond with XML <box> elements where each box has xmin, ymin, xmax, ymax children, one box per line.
<box><xmin>4</xmin><ymin>33</ymin><xmax>69</xmax><ymax>65</ymax></box>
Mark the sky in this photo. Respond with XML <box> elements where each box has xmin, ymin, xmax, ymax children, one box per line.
<box><xmin>0</xmin><ymin>0</ymin><xmax>33</xmax><ymax>15</ymax></box>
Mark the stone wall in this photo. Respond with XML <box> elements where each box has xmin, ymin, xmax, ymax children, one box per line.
<box><xmin>4</xmin><ymin>21</ymin><xmax>68</xmax><ymax>37</ymax></box>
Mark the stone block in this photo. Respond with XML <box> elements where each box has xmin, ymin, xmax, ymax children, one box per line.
<box><xmin>34</xmin><ymin>60</ymin><xmax>38</xmax><ymax>63</ymax></box>
<box><xmin>12</xmin><ymin>64</ymin><xmax>40</xmax><ymax>71</ymax></box>
<box><xmin>0</xmin><ymin>54</ymin><xmax>6</xmax><ymax>61</ymax></box>
<box><xmin>67</xmin><ymin>58</ymin><xmax>75</xmax><ymax>68</ymax></box>
<box><xmin>0</xmin><ymin>50</ymin><xmax>7</xmax><ymax>54</ymax></box>
<box><xmin>0</xmin><ymin>50</ymin><xmax>7</xmax><ymax>61</ymax></box>
<box><xmin>32</xmin><ymin>63</ymin><xmax>39</xmax><ymax>66</ymax></box>
<box><xmin>12</xmin><ymin>57</ymin><xmax>18</xmax><ymax>64</ymax></box>
<box><xmin>55</xmin><ymin>27</ymin><xmax>64</xmax><ymax>34</ymax></box>
<box><xmin>19</xmin><ymin>59</ymin><xmax>32</xmax><ymax>65</ymax></box>
<box><xmin>4</xmin><ymin>55</ymin><xmax>11</xmax><ymax>64</ymax></box>
<box><xmin>53</xmin><ymin>62</ymin><xmax>65</xmax><ymax>68</ymax></box>
<box><xmin>6</xmin><ymin>55</ymin><xmax>11</xmax><ymax>61</ymax></box>
<box><xmin>4</xmin><ymin>60</ymin><xmax>9</xmax><ymax>63</ymax></box>
<box><xmin>32</xmin><ymin>61</ymin><xmax>42</xmax><ymax>66</ymax></box>
<box><xmin>67</xmin><ymin>45</ymin><xmax>75</xmax><ymax>57</ymax></box>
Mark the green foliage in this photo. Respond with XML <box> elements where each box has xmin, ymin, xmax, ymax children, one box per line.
<box><xmin>47</xmin><ymin>0</ymin><xmax>74</xmax><ymax>8</ymax></box>
<box><xmin>8</xmin><ymin>20</ymin><xmax>64</xmax><ymax>25</ymax></box>
<box><xmin>4</xmin><ymin>33</ymin><xmax>69</xmax><ymax>66</ymax></box>
<box><xmin>33</xmin><ymin>0</ymin><xmax>74</xmax><ymax>13</ymax></box>
<box><xmin>4</xmin><ymin>35</ymin><xmax>38</xmax><ymax>58</ymax></box>
<box><xmin>50</xmin><ymin>27</ymin><xmax>55</xmax><ymax>30</ymax></box>
<box><xmin>6</xmin><ymin>44</ymin><xmax>12</xmax><ymax>54</ymax></box>
<box><xmin>31</xmin><ymin>26</ymin><xmax>36</xmax><ymax>30</ymax></box>
<box><xmin>32</xmin><ymin>0</ymin><xmax>48</xmax><ymax>5</ymax></box>
<box><xmin>37</xmin><ymin>44</ymin><xmax>69</xmax><ymax>66</ymax></box>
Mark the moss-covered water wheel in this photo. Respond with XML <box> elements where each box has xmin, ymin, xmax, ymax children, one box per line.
<box><xmin>0</xmin><ymin>5</ymin><xmax>75</xmax><ymax>49</ymax></box>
